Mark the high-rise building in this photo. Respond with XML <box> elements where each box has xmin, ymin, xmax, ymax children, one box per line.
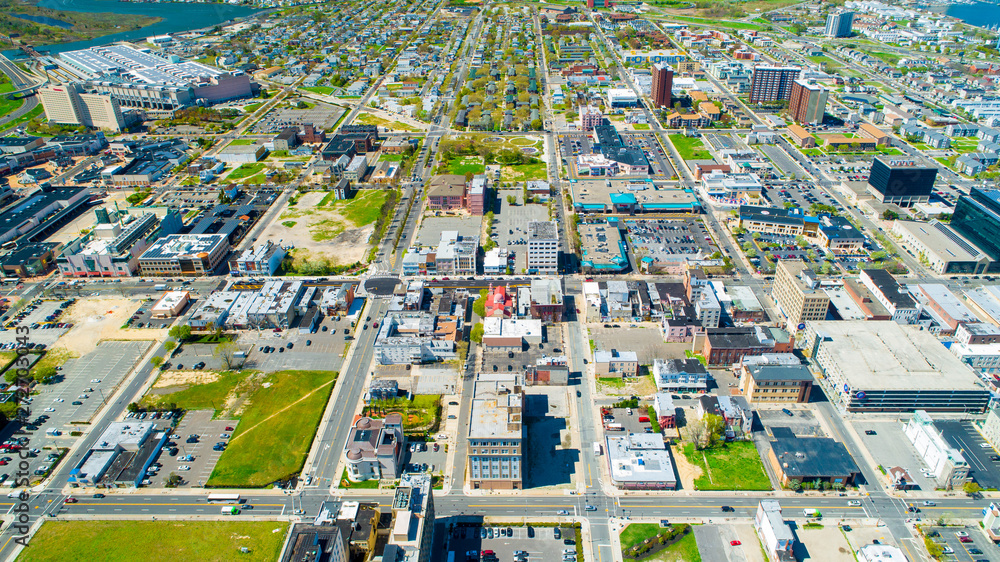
<box><xmin>749</xmin><ymin>66</ymin><xmax>801</xmax><ymax>104</ymax></box>
<box><xmin>468</xmin><ymin>374</ymin><xmax>524</xmax><ymax>490</ymax></box>
<box><xmin>825</xmin><ymin>11</ymin><xmax>854</xmax><ymax>38</ymax></box>
<box><xmin>527</xmin><ymin>221</ymin><xmax>559</xmax><ymax>274</ymax></box>
<box><xmin>771</xmin><ymin>260</ymin><xmax>830</xmax><ymax>330</ymax></box>
<box><xmin>866</xmin><ymin>157</ymin><xmax>937</xmax><ymax>207</ymax></box>
<box><xmin>38</xmin><ymin>83</ymin><xmax>126</xmax><ymax>132</ymax></box>
<box><xmin>952</xmin><ymin>187</ymin><xmax>1000</xmax><ymax>267</ymax></box>
<box><xmin>651</xmin><ymin>63</ymin><xmax>674</xmax><ymax>108</ymax></box>
<box><xmin>788</xmin><ymin>80</ymin><xmax>828</xmax><ymax>124</ymax></box>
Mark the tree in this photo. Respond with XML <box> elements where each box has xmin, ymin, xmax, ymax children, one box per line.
<box><xmin>870</xmin><ymin>250</ymin><xmax>889</xmax><ymax>261</ymax></box>
<box><xmin>473</xmin><ymin>289</ymin><xmax>487</xmax><ymax>318</ymax></box>
<box><xmin>882</xmin><ymin>209</ymin><xmax>899</xmax><ymax>221</ymax></box>
<box><xmin>164</xmin><ymin>341</ymin><xmax>176</xmax><ymax>352</ymax></box>
<box><xmin>703</xmin><ymin>413</ymin><xmax>725</xmax><ymax>447</ymax></box>
<box><xmin>169</xmin><ymin>325</ymin><xmax>192</xmax><ymax>341</ymax></box>
<box><xmin>787</xmin><ymin>479</ymin><xmax>802</xmax><ymax>491</ymax></box>
<box><xmin>151</xmin><ymin>356</ymin><xmax>164</xmax><ymax>368</ymax></box>
<box><xmin>165</xmin><ymin>472</ymin><xmax>182</xmax><ymax>488</ymax></box>
<box><xmin>214</xmin><ymin>340</ymin><xmax>243</xmax><ymax>370</ymax></box>
<box><xmin>470</xmin><ymin>322</ymin><xmax>485</xmax><ymax>344</ymax></box>
<box><xmin>687</xmin><ymin>418</ymin><xmax>711</xmax><ymax>450</ymax></box>
<box><xmin>35</xmin><ymin>366</ymin><xmax>57</xmax><ymax>384</ymax></box>
<box><xmin>963</xmin><ymin>481</ymin><xmax>983</xmax><ymax>496</ymax></box>
<box><xmin>127</xmin><ymin>402</ymin><xmax>140</xmax><ymax>413</ymax></box>
<box><xmin>795</xmin><ymin>235</ymin><xmax>809</xmax><ymax>248</ymax></box>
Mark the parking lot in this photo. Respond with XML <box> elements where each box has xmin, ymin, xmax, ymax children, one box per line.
<box><xmin>524</xmin><ymin>388</ymin><xmax>575</xmax><ymax>488</ymax></box>
<box><xmin>759</xmin><ymin>145</ymin><xmax>807</xmax><ymax>178</ymax></box>
<box><xmin>852</xmin><ymin>420</ymin><xmax>938</xmax><ymax>490</ymax></box>
<box><xmin>250</xmin><ymin>102</ymin><xmax>346</xmax><ymax>134</ymax></box>
<box><xmin>925</xmin><ymin>526</ymin><xmax>997</xmax><ymax>562</ymax></box>
<box><xmin>442</xmin><ymin>524</ymin><xmax>579</xmax><ymax>562</ymax></box>
<box><xmin>147</xmin><ymin>409</ymin><xmax>238</xmax><ymax>488</ymax></box>
<box><xmin>624</xmin><ymin>218</ymin><xmax>716</xmax><ymax>263</ymax></box>
<box><xmin>489</xmin><ymin>192</ymin><xmax>554</xmax><ymax>272</ymax></box>
<box><xmin>481</xmin><ymin>330</ymin><xmax>564</xmax><ymax>375</ymax></box>
<box><xmin>758</xmin><ymin>407</ymin><xmax>826</xmax><ymax>438</ymax></box>
<box><xmin>935</xmin><ymin>420</ymin><xmax>1000</xmax><ymax>490</ymax></box>
<box><xmin>764</xmin><ymin>181</ymin><xmax>845</xmax><ymax>214</ymax></box>
<box><xmin>125</xmin><ymin>297</ymin><xmax>189</xmax><ymax>330</ymax></box>
<box><xmin>236</xmin><ymin>313</ymin><xmax>356</xmax><ymax>373</ymax></box>
<box><xmin>404</xmin><ymin>441</ymin><xmax>447</xmax><ymax>477</ymax></box>
<box><xmin>620</xmin><ymin>132</ymin><xmax>674</xmax><ymax>178</ymax></box>
<box><xmin>589</xmin><ymin>324</ymin><xmax>688</xmax><ymax>366</ymax></box>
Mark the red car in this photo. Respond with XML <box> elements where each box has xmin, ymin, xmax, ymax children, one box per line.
<box><xmin>373</xmin><ymin>322</ymin><xmax>379</xmax><ymax>328</ymax></box>
<box><xmin>959</xmin><ymin>536</ymin><xmax>973</xmax><ymax>543</ymax></box>
<box><xmin>225</xmin><ymin>426</ymin><xmax>234</xmax><ymax>431</ymax></box>
<box><xmin>730</xmin><ymin>540</ymin><xmax>741</xmax><ymax>546</ymax></box>
<box><xmin>65</xmin><ymin>497</ymin><xmax>78</xmax><ymax>503</ymax></box>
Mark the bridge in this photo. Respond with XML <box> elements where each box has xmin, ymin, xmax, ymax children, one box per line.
<box><xmin>0</xmin><ymin>52</ymin><xmax>44</xmax><ymax>97</ymax></box>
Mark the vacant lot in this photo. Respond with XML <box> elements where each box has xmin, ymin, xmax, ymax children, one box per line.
<box><xmin>501</xmin><ymin>162</ymin><xmax>547</xmax><ymax>182</ymax></box>
<box><xmin>378</xmin><ymin>394</ymin><xmax>441</xmax><ymax>434</ymax></box>
<box><xmin>620</xmin><ymin>523</ymin><xmax>701</xmax><ymax>562</ymax></box>
<box><xmin>446</xmin><ymin>155</ymin><xmax>486</xmax><ymax>176</ymax></box>
<box><xmin>262</xmin><ymin>190</ymin><xmax>395</xmax><ymax>269</ymax></box>
<box><xmin>226</xmin><ymin>163</ymin><xmax>266</xmax><ymax>181</ymax></box>
<box><xmin>20</xmin><ymin>521</ymin><xmax>289</xmax><ymax>562</ymax></box>
<box><xmin>681</xmin><ymin>441</ymin><xmax>771</xmax><ymax>491</ymax></box>
<box><xmin>144</xmin><ymin>369</ymin><xmax>337</xmax><ymax>487</ymax></box>
<box><xmin>668</xmin><ymin>134</ymin><xmax>712</xmax><ymax>161</ymax></box>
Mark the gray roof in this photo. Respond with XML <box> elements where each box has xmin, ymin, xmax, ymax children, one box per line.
<box><xmin>747</xmin><ymin>364</ymin><xmax>813</xmax><ymax>382</ymax></box>
<box><xmin>770</xmin><ymin>437</ymin><xmax>860</xmax><ymax>479</ymax></box>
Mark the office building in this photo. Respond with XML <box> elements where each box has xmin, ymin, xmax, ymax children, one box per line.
<box><xmin>952</xmin><ymin>186</ymin><xmax>1000</xmax><ymax>270</ymax></box>
<box><xmin>138</xmin><ymin>234</ymin><xmax>230</xmax><ymax>277</ymax></box>
<box><xmin>825</xmin><ymin>11</ymin><xmax>854</xmax><ymax>37</ymax></box>
<box><xmin>754</xmin><ymin>501</ymin><xmax>796</xmax><ymax>562</ymax></box>
<box><xmin>788</xmin><ymin>80</ymin><xmax>828</xmax><ymax>125</ymax></box>
<box><xmin>904</xmin><ymin>410</ymin><xmax>971</xmax><ymax>489</ymax></box>
<box><xmin>57</xmin><ymin>212</ymin><xmax>166</xmax><ymax>278</ymax></box>
<box><xmin>38</xmin><ymin>83</ymin><xmax>126</xmax><ymax>132</ymax></box>
<box><xmin>650</xmin><ymin>63</ymin><xmax>674</xmax><ymax>108</ymax></box>
<box><xmin>866</xmin><ymin>157</ymin><xmax>937</xmax><ymax>207</ymax></box>
<box><xmin>702</xmin><ymin>326</ymin><xmax>794</xmax><ymax>366</ymax></box>
<box><xmin>344</xmin><ymin>414</ymin><xmax>405</xmax><ymax>482</ymax></box>
<box><xmin>529</xmin><ymin>278</ymin><xmax>564</xmax><ymax>322</ymax></box>
<box><xmin>468</xmin><ymin>374</ymin><xmax>524</xmax><ymax>490</ymax></box>
<box><xmin>859</xmin><ymin>269</ymin><xmax>918</xmax><ymax>324</ymax></box>
<box><xmin>229</xmin><ymin>241</ymin><xmax>286</xmax><ymax>277</ymax></box>
<box><xmin>150</xmin><ymin>291</ymin><xmax>189</xmax><ymax>318</ymax></box>
<box><xmin>606</xmin><ymin>432</ymin><xmax>677</xmax><ymax>490</ymax></box>
<box><xmin>749</xmin><ymin>66</ymin><xmax>801</xmax><ymax>104</ymax></box>
<box><xmin>594</xmin><ymin>349</ymin><xmax>639</xmax><ymax>377</ymax></box>
<box><xmin>767</xmin><ymin>437</ymin><xmax>861</xmax><ymax>486</ymax></box>
<box><xmin>804</xmin><ymin>321</ymin><xmax>991</xmax><ymax>413</ymax></box>
<box><xmin>771</xmin><ymin>260</ymin><xmax>830</xmax><ymax>330</ymax></box>
<box><xmin>653</xmin><ymin>358</ymin><xmax>710</xmax><ymax>391</ymax></box>
<box><xmin>891</xmin><ymin>220</ymin><xmax>993</xmax><ymax>275</ymax></box>
<box><xmin>608</xmin><ymin>88</ymin><xmax>639</xmax><ymax>107</ymax></box>
<box><xmin>527</xmin><ymin>221</ymin><xmax>559</xmax><ymax>274</ymax></box>
<box><xmin>738</xmin><ymin>363</ymin><xmax>813</xmax><ymax>403</ymax></box>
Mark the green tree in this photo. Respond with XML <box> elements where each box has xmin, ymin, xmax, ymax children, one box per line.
<box><xmin>963</xmin><ymin>481</ymin><xmax>983</xmax><ymax>496</ymax></box>
<box><xmin>168</xmin><ymin>324</ymin><xmax>192</xmax><ymax>341</ymax></box>
<box><xmin>882</xmin><ymin>209</ymin><xmax>899</xmax><ymax>221</ymax></box>
<box><xmin>35</xmin><ymin>366</ymin><xmax>57</xmax><ymax>384</ymax></box>
<box><xmin>127</xmin><ymin>403</ymin><xmax>140</xmax><ymax>413</ymax></box>
<box><xmin>473</xmin><ymin>289</ymin><xmax>487</xmax><ymax>318</ymax></box>
<box><xmin>151</xmin><ymin>356</ymin><xmax>164</xmax><ymax>368</ymax></box>
<box><xmin>213</xmin><ymin>340</ymin><xmax>243</xmax><ymax>370</ymax></box>
<box><xmin>507</xmin><ymin>195</ymin><xmax>517</xmax><ymax>206</ymax></box>
<box><xmin>787</xmin><ymin>479</ymin><xmax>802</xmax><ymax>491</ymax></box>
<box><xmin>703</xmin><ymin>413</ymin><xmax>725</xmax><ymax>447</ymax></box>
<box><xmin>164</xmin><ymin>341</ymin><xmax>176</xmax><ymax>352</ymax></box>
<box><xmin>470</xmin><ymin>322</ymin><xmax>485</xmax><ymax>344</ymax></box>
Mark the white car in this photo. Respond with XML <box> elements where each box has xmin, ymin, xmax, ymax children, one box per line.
<box><xmin>178</xmin><ymin>465</ymin><xmax>191</xmax><ymax>471</ymax></box>
<box><xmin>980</xmin><ymin>443</ymin><xmax>993</xmax><ymax>449</ymax></box>
<box><xmin>90</xmin><ymin>379</ymin><xmax>101</xmax><ymax>383</ymax></box>
<box><xmin>956</xmin><ymin>531</ymin><xmax>969</xmax><ymax>538</ymax></box>
<box><xmin>53</xmin><ymin>399</ymin><xmax>63</xmax><ymax>403</ymax></box>
<box><xmin>848</xmin><ymin>500</ymin><xmax>862</xmax><ymax>506</ymax></box>
<box><xmin>44</xmin><ymin>407</ymin><xmax>56</xmax><ymax>412</ymax></box>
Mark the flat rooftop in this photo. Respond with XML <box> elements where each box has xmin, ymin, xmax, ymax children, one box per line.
<box><xmin>809</xmin><ymin>320</ymin><xmax>983</xmax><ymax>390</ymax></box>
<box><xmin>469</xmin><ymin>374</ymin><xmax>523</xmax><ymax>440</ymax></box>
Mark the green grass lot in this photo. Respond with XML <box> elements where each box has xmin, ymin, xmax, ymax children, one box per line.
<box><xmin>20</xmin><ymin>521</ymin><xmax>289</xmax><ymax>562</ymax></box>
<box><xmin>208</xmin><ymin>370</ymin><xmax>337</xmax><ymax>487</ymax></box>
<box><xmin>870</xmin><ymin>51</ymin><xmax>901</xmax><ymax>65</ymax></box>
<box><xmin>302</xmin><ymin>86</ymin><xmax>335</xmax><ymax>95</ymax></box>
<box><xmin>323</xmin><ymin>188</ymin><xmax>393</xmax><ymax>227</ymax></box>
<box><xmin>807</xmin><ymin>55</ymin><xmax>840</xmax><ymax>67</ymax></box>
<box><xmin>620</xmin><ymin>523</ymin><xmax>664</xmax><ymax>551</ymax></box>
<box><xmin>619</xmin><ymin>523</ymin><xmax>700</xmax><ymax>562</ymax></box>
<box><xmin>664</xmin><ymin>15</ymin><xmax>766</xmax><ymax>31</ymax></box>
<box><xmin>379</xmin><ymin>394</ymin><xmax>441</xmax><ymax>432</ymax></box>
<box><xmin>355</xmin><ymin>112</ymin><xmax>418</xmax><ymax>131</ymax></box>
<box><xmin>227</xmin><ymin>163</ymin><xmax>267</xmax><ymax>180</ymax></box>
<box><xmin>447</xmin><ymin>155</ymin><xmax>487</xmax><ymax>175</ymax></box>
<box><xmin>243</xmin><ymin>102</ymin><xmax>264</xmax><ymax>113</ymax></box>
<box><xmin>339</xmin><ymin>468</ymin><xmax>380</xmax><ymax>489</ymax></box>
<box><xmin>36</xmin><ymin>348</ymin><xmax>78</xmax><ymax>372</ymax></box>
<box><xmin>668</xmin><ymin>134</ymin><xmax>712</xmax><ymax>160</ymax></box>
<box><xmin>597</xmin><ymin>376</ymin><xmax>626</xmax><ymax>389</ymax></box>
<box><xmin>227</xmin><ymin>139</ymin><xmax>256</xmax><ymax>146</ymax></box>
<box><xmin>501</xmin><ymin>161</ymin><xmax>547</xmax><ymax>182</ymax></box>
<box><xmin>380</xmin><ymin>153</ymin><xmax>404</xmax><ymax>162</ymax></box>
<box><xmin>632</xmin><ymin>123</ymin><xmax>651</xmax><ymax>130</ymax></box>
<box><xmin>682</xmin><ymin>441</ymin><xmax>771</xmax><ymax>490</ymax></box>
<box><xmin>0</xmin><ymin>79</ymin><xmax>23</xmax><ymax>120</ymax></box>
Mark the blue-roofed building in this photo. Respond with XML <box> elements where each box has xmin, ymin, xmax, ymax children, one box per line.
<box><xmin>580</xmin><ymin>221</ymin><xmax>629</xmax><ymax>273</ymax></box>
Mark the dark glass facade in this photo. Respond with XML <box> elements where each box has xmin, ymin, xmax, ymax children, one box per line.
<box><xmin>867</xmin><ymin>158</ymin><xmax>937</xmax><ymax>204</ymax></box>
<box><xmin>952</xmin><ymin>187</ymin><xmax>1000</xmax><ymax>269</ymax></box>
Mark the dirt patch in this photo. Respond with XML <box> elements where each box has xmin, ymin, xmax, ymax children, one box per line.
<box><xmin>259</xmin><ymin>191</ymin><xmax>373</xmax><ymax>266</ymax></box>
<box><xmin>152</xmin><ymin>370</ymin><xmax>221</xmax><ymax>389</ymax></box>
<box><xmin>57</xmin><ymin>298</ymin><xmax>160</xmax><ymax>356</ymax></box>
<box><xmin>671</xmin><ymin>441</ymin><xmax>702</xmax><ymax>491</ymax></box>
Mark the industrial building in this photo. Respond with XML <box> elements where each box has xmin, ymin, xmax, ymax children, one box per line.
<box><xmin>468</xmin><ymin>374</ymin><xmax>524</xmax><ymax>490</ymax></box>
<box><xmin>804</xmin><ymin>321</ymin><xmax>991</xmax><ymax>413</ymax></box>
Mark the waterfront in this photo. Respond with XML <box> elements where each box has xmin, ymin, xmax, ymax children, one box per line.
<box><xmin>943</xmin><ymin>1</ymin><xmax>1000</xmax><ymax>29</ymax></box>
<box><xmin>4</xmin><ymin>0</ymin><xmax>259</xmax><ymax>57</ymax></box>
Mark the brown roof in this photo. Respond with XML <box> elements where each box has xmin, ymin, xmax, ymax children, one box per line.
<box><xmin>427</xmin><ymin>174</ymin><xmax>467</xmax><ymax>198</ymax></box>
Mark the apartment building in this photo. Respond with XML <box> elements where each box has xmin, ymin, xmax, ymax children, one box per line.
<box><xmin>738</xmin><ymin>363</ymin><xmax>814</xmax><ymax>403</ymax></box>
<box><xmin>749</xmin><ymin>66</ymin><xmax>801</xmax><ymax>104</ymax></box>
<box><xmin>859</xmin><ymin>269</ymin><xmax>918</xmax><ymax>324</ymax></box>
<box><xmin>468</xmin><ymin>374</ymin><xmax>524</xmax><ymax>490</ymax></box>
<box><xmin>788</xmin><ymin>80</ymin><xmax>828</xmax><ymax>124</ymax></box>
<box><xmin>650</xmin><ymin>63</ymin><xmax>674</xmax><ymax>108</ymax></box>
<box><xmin>527</xmin><ymin>221</ymin><xmax>559</xmax><ymax>274</ymax></box>
<box><xmin>771</xmin><ymin>260</ymin><xmax>831</xmax><ymax>330</ymax></box>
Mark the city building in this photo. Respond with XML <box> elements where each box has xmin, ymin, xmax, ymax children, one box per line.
<box><xmin>653</xmin><ymin>358</ymin><xmax>710</xmax><ymax>391</ymax></box>
<box><xmin>650</xmin><ymin>63</ymin><xmax>674</xmax><ymax>108</ymax></box>
<box><xmin>772</xmin><ymin>260</ymin><xmax>831</xmax><ymax>330</ymax></box>
<box><xmin>426</xmin><ymin>175</ymin><xmax>468</xmax><ymax>211</ymax></box>
<box><xmin>38</xmin><ymin>83</ymin><xmax>126</xmax><ymax>131</ymax></box>
<box><xmin>804</xmin><ymin>321</ymin><xmax>991</xmax><ymax>413</ymax></box>
<box><xmin>982</xmin><ymin>502</ymin><xmax>1000</xmax><ymax>543</ymax></box>
<box><xmin>57</xmin><ymin>211</ymin><xmax>167</xmax><ymax>278</ymax></box>
<box><xmin>67</xmin><ymin>421</ymin><xmax>167</xmax><ymax>488</ymax></box>
<box><xmin>579</xmin><ymin>105</ymin><xmax>603</xmax><ymax>131</ymax></box>
<box><xmin>593</xmin><ymin>123</ymin><xmax>650</xmax><ymax>175</ymax></box>
<box><xmin>702</xmin><ymin>326</ymin><xmax>794</xmax><ymax>366</ymax></box>
<box><xmin>856</xmin><ymin>545</ymin><xmax>907</xmax><ymax>562</ymax></box>
<box><xmin>229</xmin><ymin>240</ymin><xmax>286</xmax><ymax>277</ymax></box>
<box><xmin>608</xmin><ymin>88</ymin><xmax>639</xmax><ymax>107</ymax></box>
<box><xmin>217</xmin><ymin>143</ymin><xmax>266</xmax><ymax>164</ymax></box>
<box><xmin>825</xmin><ymin>11</ymin><xmax>854</xmax><ymax>38</ymax></box>
<box><xmin>788</xmin><ymin>80</ymin><xmax>828</xmax><ymax>125</ymax></box>
<box><xmin>951</xmin><ymin>186</ymin><xmax>1000</xmax><ymax>272</ymax></box>
<box><xmin>915</xmin><ymin>284</ymin><xmax>977</xmax><ymax>334</ymax></box>
<box><xmin>527</xmin><ymin>221</ymin><xmax>559</xmax><ymax>274</ymax></box>
<box><xmin>138</xmin><ymin>234</ymin><xmax>230</xmax><ymax>277</ymax></box>
<box><xmin>386</xmin><ymin>472</ymin><xmax>434</xmax><ymax>562</ymax></box>
<box><xmin>653</xmin><ymin>392</ymin><xmax>676</xmax><ymax>428</ymax></box>
<box><xmin>866</xmin><ymin>157</ymin><xmax>937</xmax><ymax>207</ymax></box>
<box><xmin>594</xmin><ymin>349</ymin><xmax>639</xmax><ymax>377</ymax></box>
<box><xmin>468</xmin><ymin>374</ymin><xmax>524</xmax><ymax>490</ymax></box>
<box><xmin>433</xmin><ymin>231</ymin><xmax>478</xmax><ymax>275</ymax></box>
<box><xmin>754</xmin><ymin>501</ymin><xmax>796</xmax><ymax>562</ymax></box>
<box><xmin>767</xmin><ymin>437</ymin><xmax>861</xmax><ymax>486</ymax></box>
<box><xmin>0</xmin><ymin>186</ymin><xmax>92</xmax><ymax>246</ymax></box>
<box><xmin>481</xmin><ymin>318</ymin><xmax>542</xmax><ymax>349</ymax></box>
<box><xmin>749</xmin><ymin>66</ymin><xmax>801</xmax><ymax>104</ymax></box>
<box><xmin>695</xmin><ymin>285</ymin><xmax>722</xmax><ymax>328</ymax></box>
<box><xmin>525</xmin><ymin>356</ymin><xmax>569</xmax><ymax>386</ymax></box>
<box><xmin>859</xmin><ymin>269</ymin><xmax>918</xmax><ymax>324</ymax></box>
<box><xmin>150</xmin><ymin>291</ymin><xmax>189</xmax><ymax>318</ymax></box>
<box><xmin>606</xmin><ymin>432</ymin><xmax>677</xmax><ymax>490</ymax></box>
<box><xmin>738</xmin><ymin>363</ymin><xmax>813</xmax><ymax>403</ymax></box>
<box><xmin>981</xmin><ymin>407</ymin><xmax>1000</xmax><ymax>452</ymax></box>
<box><xmin>904</xmin><ymin>410</ymin><xmax>971</xmax><ymax>489</ymax></box>
<box><xmin>891</xmin><ymin>220</ymin><xmax>993</xmax><ymax>275</ymax></box>
<box><xmin>344</xmin><ymin>414</ymin><xmax>406</xmax><ymax>482</ymax></box>
<box><xmin>529</xmin><ymin>278</ymin><xmax>564</xmax><ymax>322</ymax></box>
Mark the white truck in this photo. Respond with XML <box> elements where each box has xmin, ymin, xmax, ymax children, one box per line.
<box><xmin>594</xmin><ymin>443</ymin><xmax>602</xmax><ymax>456</ymax></box>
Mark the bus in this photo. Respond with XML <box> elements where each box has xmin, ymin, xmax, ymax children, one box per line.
<box><xmin>207</xmin><ymin>493</ymin><xmax>241</xmax><ymax>503</ymax></box>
